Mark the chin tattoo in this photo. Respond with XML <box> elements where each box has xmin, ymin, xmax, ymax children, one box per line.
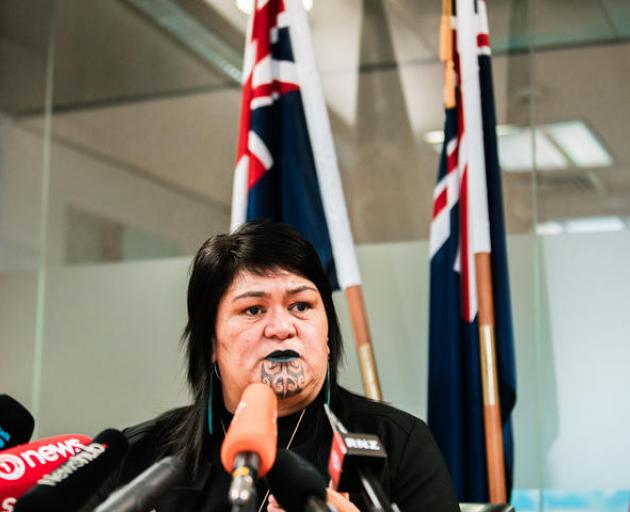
<box><xmin>261</xmin><ymin>360</ymin><xmax>306</xmax><ymax>399</ymax></box>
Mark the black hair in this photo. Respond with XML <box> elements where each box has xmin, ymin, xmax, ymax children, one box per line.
<box><xmin>167</xmin><ymin>220</ymin><xmax>343</xmax><ymax>474</ymax></box>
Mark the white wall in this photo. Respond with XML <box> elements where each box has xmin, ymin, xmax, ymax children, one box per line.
<box><xmin>539</xmin><ymin>231</ymin><xmax>630</xmax><ymax>489</ymax></box>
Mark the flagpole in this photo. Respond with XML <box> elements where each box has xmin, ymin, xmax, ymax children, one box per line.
<box><xmin>475</xmin><ymin>253</ymin><xmax>506</xmax><ymax>503</ymax></box>
<box><xmin>345</xmin><ymin>285</ymin><xmax>382</xmax><ymax>400</ymax></box>
<box><xmin>284</xmin><ymin>0</ymin><xmax>382</xmax><ymax>400</ymax></box>
<box><xmin>456</xmin><ymin>0</ymin><xmax>507</xmax><ymax>502</ymax></box>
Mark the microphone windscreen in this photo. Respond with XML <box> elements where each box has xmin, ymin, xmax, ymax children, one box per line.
<box><xmin>14</xmin><ymin>428</ymin><xmax>128</xmax><ymax>512</ymax></box>
<box><xmin>0</xmin><ymin>395</ymin><xmax>35</xmax><ymax>450</ymax></box>
<box><xmin>266</xmin><ymin>449</ymin><xmax>327</xmax><ymax>512</ymax></box>
<box><xmin>0</xmin><ymin>433</ymin><xmax>92</xmax><ymax>504</ymax></box>
<box><xmin>220</xmin><ymin>383</ymin><xmax>278</xmax><ymax>477</ymax></box>
<box><xmin>94</xmin><ymin>456</ymin><xmax>184</xmax><ymax>512</ymax></box>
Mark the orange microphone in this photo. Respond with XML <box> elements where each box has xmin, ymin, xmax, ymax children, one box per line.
<box><xmin>220</xmin><ymin>383</ymin><xmax>278</xmax><ymax>511</ymax></box>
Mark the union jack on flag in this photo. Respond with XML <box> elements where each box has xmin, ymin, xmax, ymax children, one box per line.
<box><xmin>230</xmin><ymin>0</ymin><xmax>360</xmax><ymax>292</ymax></box>
<box><xmin>428</xmin><ymin>0</ymin><xmax>517</xmax><ymax>502</ymax></box>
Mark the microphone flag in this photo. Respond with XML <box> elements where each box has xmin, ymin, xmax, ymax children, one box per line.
<box><xmin>428</xmin><ymin>0</ymin><xmax>517</xmax><ymax>502</ymax></box>
<box><xmin>0</xmin><ymin>434</ymin><xmax>91</xmax><ymax>505</ymax></box>
<box><xmin>13</xmin><ymin>429</ymin><xmax>128</xmax><ymax>512</ymax></box>
<box><xmin>230</xmin><ymin>0</ymin><xmax>361</xmax><ymax>293</ymax></box>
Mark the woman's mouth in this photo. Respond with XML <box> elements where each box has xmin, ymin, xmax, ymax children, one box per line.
<box><xmin>265</xmin><ymin>349</ymin><xmax>300</xmax><ymax>363</ymax></box>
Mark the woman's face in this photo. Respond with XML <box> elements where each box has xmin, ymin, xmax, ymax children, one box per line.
<box><xmin>214</xmin><ymin>268</ymin><xmax>329</xmax><ymax>416</ymax></box>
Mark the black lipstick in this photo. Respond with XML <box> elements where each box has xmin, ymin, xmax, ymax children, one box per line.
<box><xmin>265</xmin><ymin>350</ymin><xmax>300</xmax><ymax>362</ymax></box>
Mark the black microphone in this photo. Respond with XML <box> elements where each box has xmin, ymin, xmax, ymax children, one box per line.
<box><xmin>266</xmin><ymin>449</ymin><xmax>329</xmax><ymax>512</ymax></box>
<box><xmin>0</xmin><ymin>395</ymin><xmax>35</xmax><ymax>450</ymax></box>
<box><xmin>94</xmin><ymin>455</ymin><xmax>184</xmax><ymax>512</ymax></box>
<box><xmin>324</xmin><ymin>405</ymin><xmax>395</xmax><ymax>512</ymax></box>
<box><xmin>13</xmin><ymin>428</ymin><xmax>129</xmax><ymax>512</ymax></box>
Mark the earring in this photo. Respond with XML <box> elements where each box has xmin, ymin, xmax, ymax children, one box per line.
<box><xmin>325</xmin><ymin>361</ymin><xmax>331</xmax><ymax>406</ymax></box>
<box><xmin>207</xmin><ymin>364</ymin><xmax>215</xmax><ymax>436</ymax></box>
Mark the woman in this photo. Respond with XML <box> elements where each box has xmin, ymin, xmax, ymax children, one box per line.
<box><xmin>92</xmin><ymin>221</ymin><xmax>459</xmax><ymax>511</ymax></box>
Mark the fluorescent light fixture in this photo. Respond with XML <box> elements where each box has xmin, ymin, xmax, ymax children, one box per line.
<box><xmin>423</xmin><ymin>120</ymin><xmax>613</xmax><ymax>173</ymax></box>
<box><xmin>537</xmin><ymin>216</ymin><xmax>627</xmax><ymax>235</ymax></box>
<box><xmin>499</xmin><ymin>128</ymin><xmax>569</xmax><ymax>172</ymax></box>
<box><xmin>544</xmin><ymin>121</ymin><xmax>613</xmax><ymax>168</ymax></box>
<box><xmin>564</xmin><ymin>216</ymin><xmax>626</xmax><ymax>234</ymax></box>
<box><xmin>496</xmin><ymin>124</ymin><xmax>519</xmax><ymax>137</ymax></box>
<box><xmin>423</xmin><ymin>130</ymin><xmax>445</xmax><ymax>145</ymax></box>
<box><xmin>235</xmin><ymin>0</ymin><xmax>313</xmax><ymax>14</ymax></box>
<box><xmin>536</xmin><ymin>221</ymin><xmax>564</xmax><ymax>236</ymax></box>
<box><xmin>235</xmin><ymin>0</ymin><xmax>253</xmax><ymax>13</ymax></box>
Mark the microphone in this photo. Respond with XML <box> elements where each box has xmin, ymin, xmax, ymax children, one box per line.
<box><xmin>13</xmin><ymin>429</ymin><xmax>128</xmax><ymax>512</ymax></box>
<box><xmin>0</xmin><ymin>433</ymin><xmax>91</xmax><ymax>509</ymax></box>
<box><xmin>266</xmin><ymin>449</ymin><xmax>328</xmax><ymax>512</ymax></box>
<box><xmin>94</xmin><ymin>455</ymin><xmax>184</xmax><ymax>512</ymax></box>
<box><xmin>324</xmin><ymin>405</ymin><xmax>395</xmax><ymax>512</ymax></box>
<box><xmin>0</xmin><ymin>395</ymin><xmax>35</xmax><ymax>450</ymax></box>
<box><xmin>220</xmin><ymin>383</ymin><xmax>278</xmax><ymax>511</ymax></box>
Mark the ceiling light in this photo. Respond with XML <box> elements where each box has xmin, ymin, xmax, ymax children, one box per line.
<box><xmin>536</xmin><ymin>221</ymin><xmax>564</xmax><ymax>236</ymax></box>
<box><xmin>423</xmin><ymin>130</ymin><xmax>445</xmax><ymax>145</ymax></box>
<box><xmin>537</xmin><ymin>217</ymin><xmax>628</xmax><ymax>236</ymax></box>
<box><xmin>499</xmin><ymin>128</ymin><xmax>568</xmax><ymax>172</ymax></box>
<box><xmin>564</xmin><ymin>216</ymin><xmax>626</xmax><ymax>234</ymax></box>
<box><xmin>423</xmin><ymin>120</ymin><xmax>613</xmax><ymax>173</ymax></box>
<box><xmin>544</xmin><ymin>121</ymin><xmax>613</xmax><ymax>168</ymax></box>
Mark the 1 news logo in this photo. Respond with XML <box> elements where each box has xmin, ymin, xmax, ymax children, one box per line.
<box><xmin>0</xmin><ymin>453</ymin><xmax>25</xmax><ymax>482</ymax></box>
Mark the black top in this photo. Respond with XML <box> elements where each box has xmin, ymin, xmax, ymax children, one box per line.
<box><xmin>87</xmin><ymin>387</ymin><xmax>459</xmax><ymax>511</ymax></box>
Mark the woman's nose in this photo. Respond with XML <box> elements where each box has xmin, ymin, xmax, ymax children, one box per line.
<box><xmin>264</xmin><ymin>308</ymin><xmax>297</xmax><ymax>340</ymax></box>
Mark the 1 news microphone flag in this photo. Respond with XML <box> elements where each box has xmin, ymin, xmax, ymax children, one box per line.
<box><xmin>428</xmin><ymin>0</ymin><xmax>517</xmax><ymax>503</ymax></box>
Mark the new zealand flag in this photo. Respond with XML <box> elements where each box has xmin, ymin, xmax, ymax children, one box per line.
<box><xmin>428</xmin><ymin>0</ymin><xmax>517</xmax><ymax>502</ymax></box>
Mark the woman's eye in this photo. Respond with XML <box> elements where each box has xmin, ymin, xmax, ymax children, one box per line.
<box><xmin>244</xmin><ymin>306</ymin><xmax>262</xmax><ymax>316</ymax></box>
<box><xmin>291</xmin><ymin>302</ymin><xmax>310</xmax><ymax>313</ymax></box>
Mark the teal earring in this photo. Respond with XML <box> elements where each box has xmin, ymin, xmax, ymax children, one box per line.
<box><xmin>207</xmin><ymin>364</ymin><xmax>215</xmax><ymax>435</ymax></box>
<box><xmin>325</xmin><ymin>361</ymin><xmax>331</xmax><ymax>406</ymax></box>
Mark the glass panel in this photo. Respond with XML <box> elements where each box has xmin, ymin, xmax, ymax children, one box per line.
<box><xmin>532</xmin><ymin>0</ymin><xmax>630</xmax><ymax>510</ymax></box>
<box><xmin>0</xmin><ymin>0</ymin><xmax>54</xmax><ymax>419</ymax></box>
<box><xmin>34</xmin><ymin>0</ymin><xmax>243</xmax><ymax>438</ymax></box>
<box><xmin>35</xmin><ymin>0</ymin><xmax>236</xmax><ymax>268</ymax></box>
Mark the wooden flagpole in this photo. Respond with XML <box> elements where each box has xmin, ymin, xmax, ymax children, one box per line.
<box><xmin>440</xmin><ymin>0</ymin><xmax>456</xmax><ymax>109</ymax></box>
<box><xmin>448</xmin><ymin>0</ymin><xmax>506</xmax><ymax>501</ymax></box>
<box><xmin>345</xmin><ymin>285</ymin><xmax>382</xmax><ymax>400</ymax></box>
<box><xmin>476</xmin><ymin>253</ymin><xmax>507</xmax><ymax>502</ymax></box>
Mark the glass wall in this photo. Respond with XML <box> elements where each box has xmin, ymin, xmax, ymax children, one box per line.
<box><xmin>1</xmin><ymin>1</ymin><xmax>629</xmax><ymax>510</ymax></box>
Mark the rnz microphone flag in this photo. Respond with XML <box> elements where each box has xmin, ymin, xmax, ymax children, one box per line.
<box><xmin>428</xmin><ymin>0</ymin><xmax>517</xmax><ymax>502</ymax></box>
<box><xmin>230</xmin><ymin>0</ymin><xmax>360</xmax><ymax>292</ymax></box>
